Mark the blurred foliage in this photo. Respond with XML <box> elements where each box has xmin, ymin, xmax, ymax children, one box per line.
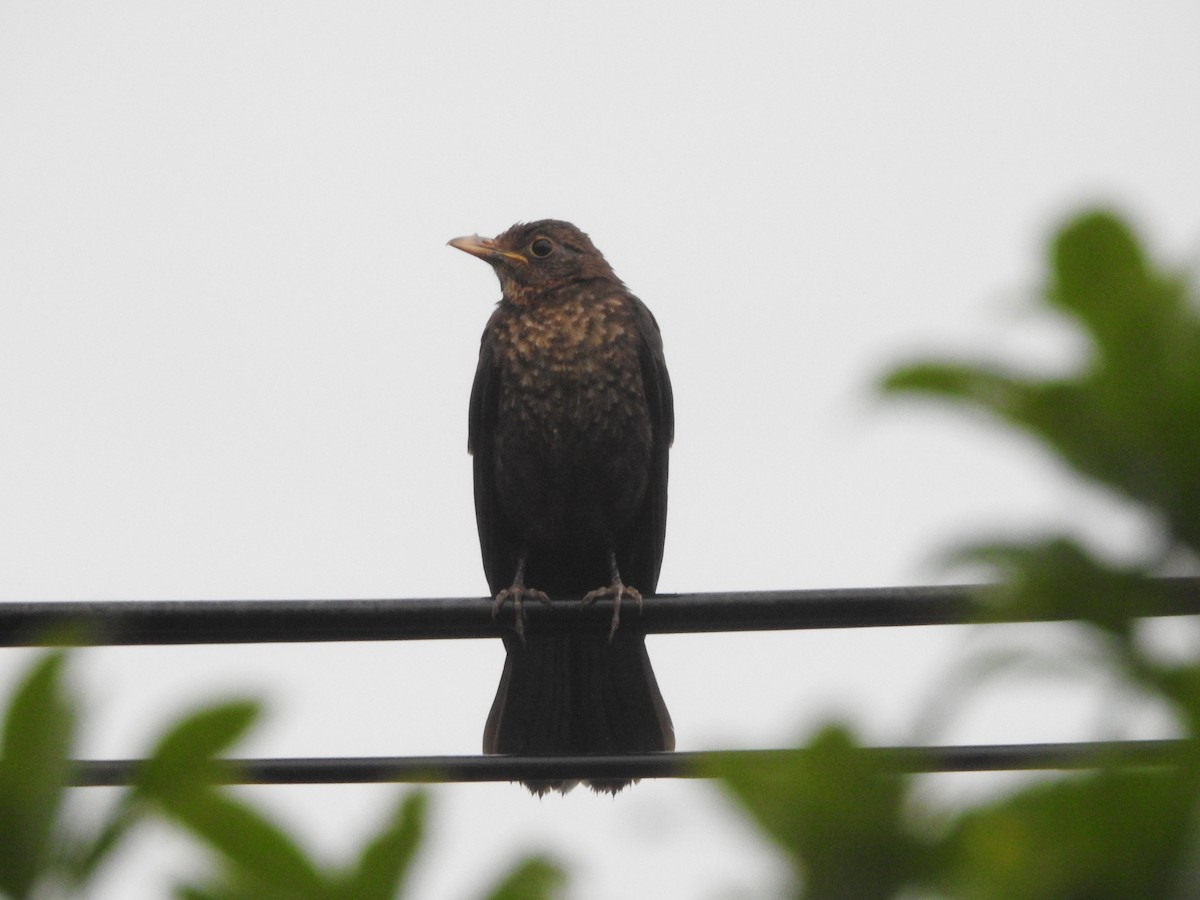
<box><xmin>0</xmin><ymin>651</ymin><xmax>74</xmax><ymax>898</ymax></box>
<box><xmin>704</xmin><ymin>727</ymin><xmax>927</xmax><ymax>900</ymax></box>
<box><xmin>707</xmin><ymin>210</ymin><xmax>1200</xmax><ymax>898</ymax></box>
<box><xmin>483</xmin><ymin>857</ymin><xmax>568</xmax><ymax>900</ymax></box>
<box><xmin>0</xmin><ymin>652</ymin><xmax>564</xmax><ymax>899</ymax></box>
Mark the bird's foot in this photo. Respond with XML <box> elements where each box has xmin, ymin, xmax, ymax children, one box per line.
<box><xmin>492</xmin><ymin>582</ymin><xmax>551</xmax><ymax>643</ymax></box>
<box><xmin>582</xmin><ymin>580</ymin><xmax>642</xmax><ymax>640</ymax></box>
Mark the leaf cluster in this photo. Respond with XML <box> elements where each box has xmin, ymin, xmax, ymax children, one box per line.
<box><xmin>0</xmin><ymin>653</ymin><xmax>564</xmax><ymax>900</ymax></box>
<box><xmin>709</xmin><ymin>211</ymin><xmax>1200</xmax><ymax>898</ymax></box>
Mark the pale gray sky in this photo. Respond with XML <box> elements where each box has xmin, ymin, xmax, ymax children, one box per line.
<box><xmin>2</xmin><ymin>2</ymin><xmax>1199</xmax><ymax>897</ymax></box>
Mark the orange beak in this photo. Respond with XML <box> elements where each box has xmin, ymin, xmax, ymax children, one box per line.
<box><xmin>447</xmin><ymin>234</ymin><xmax>528</xmax><ymax>266</ymax></box>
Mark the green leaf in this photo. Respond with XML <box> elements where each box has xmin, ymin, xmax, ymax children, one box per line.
<box><xmin>884</xmin><ymin>210</ymin><xmax>1200</xmax><ymax>554</ymax></box>
<box><xmin>174</xmin><ymin>877</ymin><xmax>308</xmax><ymax>900</ymax></box>
<box><xmin>881</xmin><ymin>361</ymin><xmax>1037</xmax><ymax>417</ymax></box>
<box><xmin>1136</xmin><ymin>665</ymin><xmax>1200</xmax><ymax>743</ymax></box>
<box><xmin>483</xmin><ymin>855</ymin><xmax>567</xmax><ymax>900</ymax></box>
<box><xmin>337</xmin><ymin>791</ymin><xmax>426</xmax><ymax>900</ymax></box>
<box><xmin>1047</xmin><ymin>211</ymin><xmax>1183</xmax><ymax>376</ymax></box>
<box><xmin>909</xmin><ymin>643</ymin><xmax>1116</xmax><ymax>747</ymax></box>
<box><xmin>65</xmin><ymin>795</ymin><xmax>147</xmax><ymax>887</ymax></box>
<box><xmin>0</xmin><ymin>650</ymin><xmax>75</xmax><ymax>898</ymax></box>
<box><xmin>137</xmin><ymin>701</ymin><xmax>260</xmax><ymax>802</ymax></box>
<box><xmin>159</xmin><ymin>789</ymin><xmax>327</xmax><ymax>898</ymax></box>
<box><xmin>705</xmin><ymin>725</ymin><xmax>923</xmax><ymax>900</ymax></box>
<box><xmin>135</xmin><ymin>701</ymin><xmax>327</xmax><ymax>898</ymax></box>
<box><xmin>878</xmin><ymin>210</ymin><xmax>1200</xmax><ymax>898</ymax></box>
<box><xmin>942</xmin><ymin>768</ymin><xmax>1196</xmax><ymax>900</ymax></box>
<box><xmin>176</xmin><ymin>886</ymin><xmax>224</xmax><ymax>900</ymax></box>
<box><xmin>947</xmin><ymin>537</ymin><xmax>1155</xmax><ymax>638</ymax></box>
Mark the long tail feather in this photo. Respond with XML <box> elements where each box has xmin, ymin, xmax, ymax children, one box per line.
<box><xmin>483</xmin><ymin>630</ymin><xmax>674</xmax><ymax>794</ymax></box>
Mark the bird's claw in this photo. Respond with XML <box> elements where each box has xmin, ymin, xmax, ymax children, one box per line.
<box><xmin>582</xmin><ymin>581</ymin><xmax>642</xmax><ymax>641</ymax></box>
<box><xmin>493</xmin><ymin>583</ymin><xmax>551</xmax><ymax>643</ymax></box>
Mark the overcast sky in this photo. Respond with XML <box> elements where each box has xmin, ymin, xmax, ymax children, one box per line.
<box><xmin>2</xmin><ymin>2</ymin><xmax>1199</xmax><ymax>897</ymax></box>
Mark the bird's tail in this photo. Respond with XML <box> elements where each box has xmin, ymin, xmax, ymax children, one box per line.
<box><xmin>483</xmin><ymin>629</ymin><xmax>674</xmax><ymax>794</ymax></box>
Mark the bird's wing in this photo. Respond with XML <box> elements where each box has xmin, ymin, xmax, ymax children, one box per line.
<box><xmin>624</xmin><ymin>296</ymin><xmax>674</xmax><ymax>592</ymax></box>
<box><xmin>468</xmin><ymin>325</ymin><xmax>516</xmax><ymax>596</ymax></box>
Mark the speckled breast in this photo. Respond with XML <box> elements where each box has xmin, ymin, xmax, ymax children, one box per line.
<box><xmin>494</xmin><ymin>293</ymin><xmax>649</xmax><ymax>447</ymax></box>
<box><xmin>489</xmin><ymin>288</ymin><xmax>653</xmax><ymax>541</ymax></box>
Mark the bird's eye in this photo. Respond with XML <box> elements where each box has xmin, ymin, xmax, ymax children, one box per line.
<box><xmin>530</xmin><ymin>238</ymin><xmax>554</xmax><ymax>258</ymax></box>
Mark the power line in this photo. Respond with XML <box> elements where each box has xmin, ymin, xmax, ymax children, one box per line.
<box><xmin>70</xmin><ymin>739</ymin><xmax>1191</xmax><ymax>787</ymax></box>
<box><xmin>3</xmin><ymin>578</ymin><xmax>1199</xmax><ymax>646</ymax></box>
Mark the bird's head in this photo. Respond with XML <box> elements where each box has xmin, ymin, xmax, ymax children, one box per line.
<box><xmin>448</xmin><ymin>220</ymin><xmax>619</xmax><ymax>304</ymax></box>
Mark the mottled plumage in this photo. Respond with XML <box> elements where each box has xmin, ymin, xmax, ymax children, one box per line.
<box><xmin>449</xmin><ymin>220</ymin><xmax>674</xmax><ymax>793</ymax></box>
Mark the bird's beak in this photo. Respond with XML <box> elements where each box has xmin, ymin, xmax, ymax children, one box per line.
<box><xmin>447</xmin><ymin>234</ymin><xmax>528</xmax><ymax>266</ymax></box>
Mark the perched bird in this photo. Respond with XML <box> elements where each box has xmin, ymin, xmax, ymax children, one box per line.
<box><xmin>449</xmin><ymin>220</ymin><xmax>675</xmax><ymax>793</ymax></box>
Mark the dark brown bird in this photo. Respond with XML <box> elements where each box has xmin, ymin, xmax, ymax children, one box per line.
<box><xmin>449</xmin><ymin>219</ymin><xmax>675</xmax><ymax>793</ymax></box>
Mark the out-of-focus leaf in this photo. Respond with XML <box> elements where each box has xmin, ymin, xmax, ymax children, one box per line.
<box><xmin>0</xmin><ymin>650</ymin><xmax>75</xmax><ymax>898</ymax></box>
<box><xmin>881</xmin><ymin>362</ymin><xmax>1037</xmax><ymax>416</ymax></box>
<box><xmin>948</xmin><ymin>537</ymin><xmax>1155</xmax><ymax>639</ymax></box>
<box><xmin>1048</xmin><ymin>211</ymin><xmax>1183</xmax><ymax>378</ymax></box>
<box><xmin>177</xmin><ymin>885</ymin><xmax>224</xmax><ymax>900</ymax></box>
<box><xmin>66</xmin><ymin>796</ymin><xmax>146</xmax><ymax>886</ymax></box>
<box><xmin>706</xmin><ymin>725</ymin><xmax>924</xmax><ymax>900</ymax></box>
<box><xmin>879</xmin><ymin>210</ymin><xmax>1200</xmax><ymax>898</ymax></box>
<box><xmin>136</xmin><ymin>701</ymin><xmax>326</xmax><ymax>898</ymax></box>
<box><xmin>483</xmin><ymin>855</ymin><xmax>567</xmax><ymax>900</ymax></box>
<box><xmin>1139</xmin><ymin>665</ymin><xmax>1200</xmax><ymax>743</ymax></box>
<box><xmin>175</xmin><ymin>877</ymin><xmax>312</xmax><ymax>900</ymax></box>
<box><xmin>884</xmin><ymin>210</ymin><xmax>1200</xmax><ymax>555</ymax></box>
<box><xmin>940</xmin><ymin>538</ymin><xmax>1200</xmax><ymax>737</ymax></box>
<box><xmin>942</xmin><ymin>767</ymin><xmax>1196</xmax><ymax>900</ymax></box>
<box><xmin>137</xmin><ymin>701</ymin><xmax>259</xmax><ymax>802</ymax></box>
<box><xmin>909</xmin><ymin>642</ymin><xmax>1118</xmax><ymax>746</ymax></box>
<box><xmin>337</xmin><ymin>791</ymin><xmax>426</xmax><ymax>900</ymax></box>
<box><xmin>158</xmin><ymin>789</ymin><xmax>327</xmax><ymax>899</ymax></box>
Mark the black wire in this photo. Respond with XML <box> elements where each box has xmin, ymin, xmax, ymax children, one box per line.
<box><xmin>70</xmin><ymin>739</ymin><xmax>1191</xmax><ymax>787</ymax></box>
<box><xmin>4</xmin><ymin>578</ymin><xmax>1199</xmax><ymax>646</ymax></box>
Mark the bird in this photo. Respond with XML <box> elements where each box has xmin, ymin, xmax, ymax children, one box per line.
<box><xmin>448</xmin><ymin>219</ymin><xmax>675</xmax><ymax>793</ymax></box>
